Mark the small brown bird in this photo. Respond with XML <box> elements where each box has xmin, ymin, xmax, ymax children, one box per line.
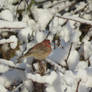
<box><xmin>19</xmin><ymin>40</ymin><xmax>52</xmax><ymax>60</ymax></box>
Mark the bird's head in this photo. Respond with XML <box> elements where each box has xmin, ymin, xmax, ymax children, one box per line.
<box><xmin>42</xmin><ymin>40</ymin><xmax>51</xmax><ymax>47</ymax></box>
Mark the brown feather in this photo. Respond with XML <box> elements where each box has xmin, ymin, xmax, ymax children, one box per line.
<box><xmin>19</xmin><ymin>40</ymin><xmax>51</xmax><ymax>60</ymax></box>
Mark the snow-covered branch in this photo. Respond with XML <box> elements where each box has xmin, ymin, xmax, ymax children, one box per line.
<box><xmin>0</xmin><ymin>20</ymin><xmax>27</xmax><ymax>31</ymax></box>
<box><xmin>0</xmin><ymin>39</ymin><xmax>14</xmax><ymax>45</ymax></box>
<box><xmin>26</xmin><ymin>71</ymin><xmax>57</xmax><ymax>85</ymax></box>
<box><xmin>0</xmin><ymin>59</ymin><xmax>25</xmax><ymax>72</ymax></box>
<box><xmin>56</xmin><ymin>15</ymin><xmax>92</xmax><ymax>26</ymax></box>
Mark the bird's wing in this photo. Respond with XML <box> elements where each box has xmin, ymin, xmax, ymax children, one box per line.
<box><xmin>29</xmin><ymin>43</ymin><xmax>48</xmax><ymax>54</ymax></box>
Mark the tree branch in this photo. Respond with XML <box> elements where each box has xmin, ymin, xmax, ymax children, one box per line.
<box><xmin>56</xmin><ymin>15</ymin><xmax>92</xmax><ymax>26</ymax></box>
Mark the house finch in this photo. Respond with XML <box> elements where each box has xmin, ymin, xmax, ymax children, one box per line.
<box><xmin>19</xmin><ymin>40</ymin><xmax>52</xmax><ymax>61</ymax></box>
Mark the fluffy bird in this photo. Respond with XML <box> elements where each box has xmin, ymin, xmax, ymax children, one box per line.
<box><xmin>19</xmin><ymin>40</ymin><xmax>52</xmax><ymax>61</ymax></box>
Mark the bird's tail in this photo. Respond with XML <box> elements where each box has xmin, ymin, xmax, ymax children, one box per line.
<box><xmin>17</xmin><ymin>53</ymin><xmax>32</xmax><ymax>63</ymax></box>
<box><xmin>17</xmin><ymin>56</ymin><xmax>24</xmax><ymax>63</ymax></box>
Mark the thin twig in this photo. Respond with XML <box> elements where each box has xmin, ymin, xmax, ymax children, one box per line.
<box><xmin>74</xmin><ymin>4</ymin><xmax>88</xmax><ymax>14</ymax></box>
<box><xmin>0</xmin><ymin>27</ymin><xmax>25</xmax><ymax>30</ymax></box>
<box><xmin>49</xmin><ymin>0</ymin><xmax>67</xmax><ymax>8</ymax></box>
<box><xmin>46</xmin><ymin>58</ymin><xmax>64</xmax><ymax>74</ymax></box>
<box><xmin>8</xmin><ymin>65</ymin><xmax>25</xmax><ymax>71</ymax></box>
<box><xmin>87</xmin><ymin>58</ymin><xmax>91</xmax><ymax>67</ymax></box>
<box><xmin>12</xmin><ymin>81</ymin><xmax>24</xmax><ymax>92</ymax></box>
<box><xmin>65</xmin><ymin>42</ymin><xmax>73</xmax><ymax>70</ymax></box>
<box><xmin>0</xmin><ymin>62</ymin><xmax>25</xmax><ymax>71</ymax></box>
<box><xmin>76</xmin><ymin>79</ymin><xmax>81</xmax><ymax>92</ymax></box>
<box><xmin>55</xmin><ymin>1</ymin><xmax>76</xmax><ymax>13</ymax></box>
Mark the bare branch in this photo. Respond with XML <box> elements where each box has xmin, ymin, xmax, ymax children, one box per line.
<box><xmin>8</xmin><ymin>65</ymin><xmax>25</xmax><ymax>71</ymax></box>
<box><xmin>76</xmin><ymin>79</ymin><xmax>81</xmax><ymax>92</ymax></box>
<box><xmin>12</xmin><ymin>82</ymin><xmax>24</xmax><ymax>92</ymax></box>
<box><xmin>0</xmin><ymin>27</ymin><xmax>25</xmax><ymax>30</ymax></box>
<box><xmin>65</xmin><ymin>42</ymin><xmax>73</xmax><ymax>70</ymax></box>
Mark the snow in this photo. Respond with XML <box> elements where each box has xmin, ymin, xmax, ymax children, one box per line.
<box><xmin>85</xmin><ymin>67</ymin><xmax>92</xmax><ymax>87</ymax></box>
<box><xmin>0</xmin><ymin>64</ymin><xmax>9</xmax><ymax>73</ymax></box>
<box><xmin>26</xmin><ymin>71</ymin><xmax>57</xmax><ymax>85</ymax></box>
<box><xmin>0</xmin><ymin>20</ymin><xmax>27</xmax><ymax>30</ymax></box>
<box><xmin>35</xmin><ymin>31</ymin><xmax>46</xmax><ymax>42</ymax></box>
<box><xmin>60</xmin><ymin>26</ymin><xmax>71</xmax><ymax>42</ymax></box>
<box><xmin>75</xmin><ymin>61</ymin><xmax>88</xmax><ymax>70</ymax></box>
<box><xmin>24</xmin><ymin>79</ymin><xmax>33</xmax><ymax>92</ymax></box>
<box><xmin>48</xmin><ymin>42</ymin><xmax>70</xmax><ymax>64</ymax></box>
<box><xmin>0</xmin><ymin>0</ymin><xmax>92</xmax><ymax>92</ymax></box>
<box><xmin>89</xmin><ymin>56</ymin><xmax>92</xmax><ymax>66</ymax></box>
<box><xmin>68</xmin><ymin>48</ymin><xmax>79</xmax><ymax>70</ymax></box>
<box><xmin>0</xmin><ymin>85</ymin><xmax>7</xmax><ymax>92</ymax></box>
<box><xmin>0</xmin><ymin>9</ymin><xmax>13</xmax><ymax>21</ymax></box>
<box><xmin>0</xmin><ymin>39</ymin><xmax>12</xmax><ymax>44</ymax></box>
<box><xmin>31</xmin><ymin>7</ymin><xmax>54</xmax><ymax>30</ymax></box>
<box><xmin>0</xmin><ymin>35</ymin><xmax>18</xmax><ymax>49</ymax></box>
<box><xmin>84</xmin><ymin>41</ymin><xmax>92</xmax><ymax>59</ymax></box>
<box><xmin>78</xmin><ymin>85</ymin><xmax>88</xmax><ymax>92</ymax></box>
<box><xmin>46</xmin><ymin>86</ymin><xmax>56</xmax><ymax>92</ymax></box>
<box><xmin>88</xmin><ymin>0</ymin><xmax>92</xmax><ymax>11</ymax></box>
<box><xmin>57</xmin><ymin>15</ymin><xmax>92</xmax><ymax>26</ymax></box>
<box><xmin>0</xmin><ymin>59</ymin><xmax>15</xmax><ymax>66</ymax></box>
<box><xmin>9</xmin><ymin>35</ymin><xmax>18</xmax><ymax>49</ymax></box>
<box><xmin>22</xmin><ymin>15</ymin><xmax>38</xmax><ymax>32</ymax></box>
<box><xmin>18</xmin><ymin>27</ymin><xmax>33</xmax><ymax>43</ymax></box>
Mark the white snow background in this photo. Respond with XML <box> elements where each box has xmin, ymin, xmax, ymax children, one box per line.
<box><xmin>0</xmin><ymin>0</ymin><xmax>92</xmax><ymax>92</ymax></box>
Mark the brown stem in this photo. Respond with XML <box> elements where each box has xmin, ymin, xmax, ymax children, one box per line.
<box><xmin>32</xmin><ymin>81</ymin><xmax>46</xmax><ymax>92</ymax></box>
<box><xmin>0</xmin><ymin>27</ymin><xmax>25</xmax><ymax>30</ymax></box>
<box><xmin>76</xmin><ymin>79</ymin><xmax>81</xmax><ymax>92</ymax></box>
<box><xmin>65</xmin><ymin>42</ymin><xmax>73</xmax><ymax>70</ymax></box>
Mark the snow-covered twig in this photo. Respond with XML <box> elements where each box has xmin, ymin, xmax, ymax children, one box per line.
<box><xmin>74</xmin><ymin>4</ymin><xmax>88</xmax><ymax>14</ymax></box>
<box><xmin>56</xmin><ymin>15</ymin><xmax>92</xmax><ymax>26</ymax></box>
<box><xmin>46</xmin><ymin>58</ymin><xmax>64</xmax><ymax>73</ymax></box>
<box><xmin>48</xmin><ymin>0</ymin><xmax>67</xmax><ymax>8</ymax></box>
<box><xmin>12</xmin><ymin>82</ymin><xmax>24</xmax><ymax>92</ymax></box>
<box><xmin>26</xmin><ymin>73</ymin><xmax>47</xmax><ymax>84</ymax></box>
<box><xmin>0</xmin><ymin>37</ymin><xmax>15</xmax><ymax>45</ymax></box>
<box><xmin>0</xmin><ymin>40</ymin><xmax>14</xmax><ymax>45</ymax></box>
<box><xmin>0</xmin><ymin>27</ymin><xmax>25</xmax><ymax>30</ymax></box>
<box><xmin>27</xmin><ymin>71</ymin><xmax>57</xmax><ymax>85</ymax></box>
<box><xmin>0</xmin><ymin>62</ymin><xmax>25</xmax><ymax>71</ymax></box>
<box><xmin>8</xmin><ymin>65</ymin><xmax>25</xmax><ymax>71</ymax></box>
<box><xmin>54</xmin><ymin>1</ymin><xmax>76</xmax><ymax>13</ymax></box>
<box><xmin>0</xmin><ymin>20</ymin><xmax>26</xmax><ymax>31</ymax></box>
<box><xmin>0</xmin><ymin>36</ymin><xmax>18</xmax><ymax>49</ymax></box>
<box><xmin>0</xmin><ymin>59</ymin><xmax>25</xmax><ymax>71</ymax></box>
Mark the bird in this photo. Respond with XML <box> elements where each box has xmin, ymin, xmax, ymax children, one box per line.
<box><xmin>18</xmin><ymin>40</ymin><xmax>52</xmax><ymax>61</ymax></box>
